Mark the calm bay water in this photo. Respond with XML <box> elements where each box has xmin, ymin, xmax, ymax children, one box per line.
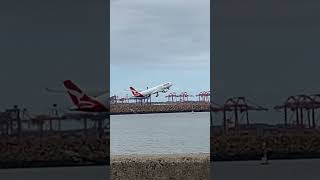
<box><xmin>110</xmin><ymin>112</ymin><xmax>210</xmax><ymax>155</ymax></box>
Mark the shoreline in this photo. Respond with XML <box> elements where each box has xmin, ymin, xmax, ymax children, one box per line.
<box><xmin>110</xmin><ymin>102</ymin><xmax>209</xmax><ymax>115</ymax></box>
<box><xmin>111</xmin><ymin>153</ymin><xmax>209</xmax><ymax>180</ymax></box>
<box><xmin>0</xmin><ymin>134</ymin><xmax>109</xmax><ymax>169</ymax></box>
<box><xmin>212</xmin><ymin>155</ymin><xmax>320</xmax><ymax>162</ymax></box>
<box><xmin>4</xmin><ymin>153</ymin><xmax>320</xmax><ymax>169</ymax></box>
<box><xmin>211</xmin><ymin>128</ymin><xmax>320</xmax><ymax>162</ymax></box>
<box><xmin>110</xmin><ymin>110</ymin><xmax>209</xmax><ymax>115</ymax></box>
<box><xmin>111</xmin><ymin>153</ymin><xmax>209</xmax><ymax>161</ymax></box>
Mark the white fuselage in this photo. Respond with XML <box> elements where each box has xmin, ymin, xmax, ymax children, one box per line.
<box><xmin>139</xmin><ymin>82</ymin><xmax>173</xmax><ymax>97</ymax></box>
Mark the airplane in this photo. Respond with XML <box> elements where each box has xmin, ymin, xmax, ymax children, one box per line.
<box><xmin>51</xmin><ymin>80</ymin><xmax>172</xmax><ymax>112</ymax></box>
<box><xmin>63</xmin><ymin>80</ymin><xmax>109</xmax><ymax>112</ymax></box>
<box><xmin>129</xmin><ymin>82</ymin><xmax>173</xmax><ymax>98</ymax></box>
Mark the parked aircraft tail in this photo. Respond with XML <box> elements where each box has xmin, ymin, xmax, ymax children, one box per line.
<box><xmin>63</xmin><ymin>80</ymin><xmax>105</xmax><ymax>111</ymax></box>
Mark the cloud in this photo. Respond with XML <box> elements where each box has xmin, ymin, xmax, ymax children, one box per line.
<box><xmin>111</xmin><ymin>0</ymin><xmax>210</xmax><ymax>69</ymax></box>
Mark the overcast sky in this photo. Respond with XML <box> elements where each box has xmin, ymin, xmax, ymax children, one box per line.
<box><xmin>0</xmin><ymin>0</ymin><xmax>209</xmax><ymax>112</ymax></box>
<box><xmin>0</xmin><ymin>0</ymin><xmax>107</xmax><ymax>113</ymax></box>
<box><xmin>111</xmin><ymin>0</ymin><xmax>210</xmax><ymax>99</ymax></box>
<box><xmin>213</xmin><ymin>0</ymin><xmax>320</xmax><ymax>124</ymax></box>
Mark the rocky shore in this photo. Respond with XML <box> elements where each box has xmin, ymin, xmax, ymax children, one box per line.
<box><xmin>0</xmin><ymin>134</ymin><xmax>109</xmax><ymax>168</ymax></box>
<box><xmin>110</xmin><ymin>102</ymin><xmax>209</xmax><ymax>115</ymax></box>
<box><xmin>211</xmin><ymin>129</ymin><xmax>320</xmax><ymax>161</ymax></box>
<box><xmin>111</xmin><ymin>153</ymin><xmax>209</xmax><ymax>180</ymax></box>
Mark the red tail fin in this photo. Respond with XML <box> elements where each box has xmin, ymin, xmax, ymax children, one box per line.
<box><xmin>63</xmin><ymin>80</ymin><xmax>83</xmax><ymax>106</ymax></box>
<box><xmin>63</xmin><ymin>80</ymin><xmax>107</xmax><ymax>111</ymax></box>
<box><xmin>129</xmin><ymin>87</ymin><xmax>144</xmax><ymax>97</ymax></box>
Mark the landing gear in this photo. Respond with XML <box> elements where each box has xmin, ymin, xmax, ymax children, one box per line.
<box><xmin>156</xmin><ymin>92</ymin><xmax>159</xmax><ymax>97</ymax></box>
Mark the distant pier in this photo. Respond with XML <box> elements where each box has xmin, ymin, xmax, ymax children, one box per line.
<box><xmin>0</xmin><ymin>105</ymin><xmax>109</xmax><ymax>168</ymax></box>
<box><xmin>110</xmin><ymin>101</ymin><xmax>210</xmax><ymax>115</ymax></box>
<box><xmin>210</xmin><ymin>95</ymin><xmax>320</xmax><ymax>161</ymax></box>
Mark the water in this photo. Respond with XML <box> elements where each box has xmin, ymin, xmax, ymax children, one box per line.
<box><xmin>111</xmin><ymin>112</ymin><xmax>210</xmax><ymax>155</ymax></box>
<box><xmin>212</xmin><ymin>159</ymin><xmax>320</xmax><ymax>180</ymax></box>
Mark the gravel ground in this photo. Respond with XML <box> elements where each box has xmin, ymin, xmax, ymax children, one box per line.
<box><xmin>111</xmin><ymin>153</ymin><xmax>210</xmax><ymax>180</ymax></box>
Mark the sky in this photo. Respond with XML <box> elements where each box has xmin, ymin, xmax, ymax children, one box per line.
<box><xmin>0</xmin><ymin>0</ymin><xmax>209</xmax><ymax>113</ymax></box>
<box><xmin>212</xmin><ymin>0</ymin><xmax>320</xmax><ymax>124</ymax></box>
<box><xmin>0</xmin><ymin>0</ymin><xmax>108</xmax><ymax>113</ymax></box>
<box><xmin>110</xmin><ymin>0</ymin><xmax>210</xmax><ymax>100</ymax></box>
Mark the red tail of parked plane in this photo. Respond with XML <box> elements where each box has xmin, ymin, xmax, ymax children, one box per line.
<box><xmin>63</xmin><ymin>80</ymin><xmax>108</xmax><ymax>112</ymax></box>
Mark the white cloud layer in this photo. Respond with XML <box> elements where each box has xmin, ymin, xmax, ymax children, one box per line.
<box><xmin>111</xmin><ymin>0</ymin><xmax>210</xmax><ymax>69</ymax></box>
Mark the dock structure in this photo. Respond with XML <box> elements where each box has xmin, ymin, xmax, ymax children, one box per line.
<box><xmin>210</xmin><ymin>101</ymin><xmax>223</xmax><ymax>136</ymax></box>
<box><xmin>110</xmin><ymin>95</ymin><xmax>129</xmax><ymax>104</ymax></box>
<box><xmin>212</xmin><ymin>97</ymin><xmax>268</xmax><ymax>134</ymax></box>
<box><xmin>111</xmin><ymin>94</ymin><xmax>153</xmax><ymax>105</ymax></box>
<box><xmin>210</xmin><ymin>95</ymin><xmax>320</xmax><ymax>162</ymax></box>
<box><xmin>0</xmin><ymin>105</ymin><xmax>110</xmax><ymax>168</ymax></box>
<box><xmin>113</xmin><ymin>90</ymin><xmax>210</xmax><ymax>105</ymax></box>
<box><xmin>165</xmin><ymin>92</ymin><xmax>178</xmax><ymax>102</ymax></box>
<box><xmin>178</xmin><ymin>92</ymin><xmax>193</xmax><ymax>102</ymax></box>
<box><xmin>0</xmin><ymin>105</ymin><xmax>109</xmax><ymax>138</ymax></box>
<box><xmin>274</xmin><ymin>94</ymin><xmax>320</xmax><ymax>128</ymax></box>
<box><xmin>196</xmin><ymin>91</ymin><xmax>210</xmax><ymax>102</ymax></box>
<box><xmin>133</xmin><ymin>96</ymin><xmax>152</xmax><ymax>104</ymax></box>
<box><xmin>0</xmin><ymin>105</ymin><xmax>25</xmax><ymax>137</ymax></box>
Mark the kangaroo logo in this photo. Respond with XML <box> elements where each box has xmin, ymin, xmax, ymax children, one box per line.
<box><xmin>64</xmin><ymin>80</ymin><xmax>100</xmax><ymax>108</ymax></box>
<box><xmin>130</xmin><ymin>87</ymin><xmax>143</xmax><ymax>97</ymax></box>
